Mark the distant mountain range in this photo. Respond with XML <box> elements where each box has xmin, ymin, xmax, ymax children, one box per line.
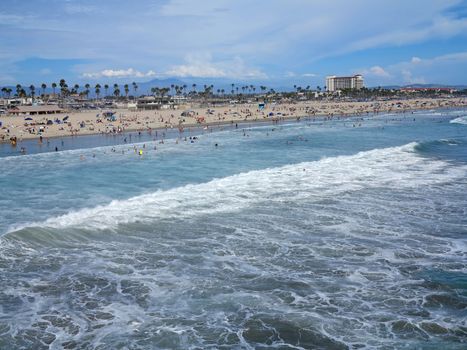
<box><xmin>377</xmin><ymin>83</ymin><xmax>467</xmax><ymax>90</ymax></box>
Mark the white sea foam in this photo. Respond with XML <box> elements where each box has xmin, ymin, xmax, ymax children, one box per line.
<box><xmin>449</xmin><ymin>115</ymin><xmax>467</xmax><ymax>125</ymax></box>
<box><xmin>10</xmin><ymin>142</ymin><xmax>466</xmax><ymax>233</ymax></box>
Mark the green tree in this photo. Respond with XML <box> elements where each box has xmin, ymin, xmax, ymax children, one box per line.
<box><xmin>29</xmin><ymin>85</ymin><xmax>35</xmax><ymax>100</ymax></box>
<box><xmin>95</xmin><ymin>84</ymin><xmax>101</xmax><ymax>99</ymax></box>
<box><xmin>124</xmin><ymin>84</ymin><xmax>129</xmax><ymax>98</ymax></box>
<box><xmin>59</xmin><ymin>79</ymin><xmax>67</xmax><ymax>98</ymax></box>
<box><xmin>84</xmin><ymin>83</ymin><xmax>90</xmax><ymax>99</ymax></box>
<box><xmin>113</xmin><ymin>84</ymin><xmax>120</xmax><ymax>98</ymax></box>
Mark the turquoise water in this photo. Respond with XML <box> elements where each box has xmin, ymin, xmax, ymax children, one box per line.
<box><xmin>0</xmin><ymin>110</ymin><xmax>466</xmax><ymax>349</ymax></box>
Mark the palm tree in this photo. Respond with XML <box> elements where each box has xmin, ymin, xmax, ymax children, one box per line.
<box><xmin>159</xmin><ymin>87</ymin><xmax>169</xmax><ymax>98</ymax></box>
<box><xmin>1</xmin><ymin>87</ymin><xmax>6</xmax><ymax>98</ymax></box>
<box><xmin>192</xmin><ymin>83</ymin><xmax>197</xmax><ymax>93</ymax></box>
<box><xmin>29</xmin><ymin>85</ymin><xmax>35</xmax><ymax>100</ymax></box>
<box><xmin>95</xmin><ymin>84</ymin><xmax>101</xmax><ymax>100</ymax></box>
<box><xmin>59</xmin><ymin>79</ymin><xmax>67</xmax><ymax>98</ymax></box>
<box><xmin>16</xmin><ymin>84</ymin><xmax>22</xmax><ymax>97</ymax></box>
<box><xmin>41</xmin><ymin>83</ymin><xmax>47</xmax><ymax>96</ymax></box>
<box><xmin>132</xmin><ymin>82</ymin><xmax>138</xmax><ymax>96</ymax></box>
<box><xmin>74</xmin><ymin>84</ymin><xmax>80</xmax><ymax>94</ymax></box>
<box><xmin>6</xmin><ymin>87</ymin><xmax>12</xmax><ymax>98</ymax></box>
<box><xmin>124</xmin><ymin>84</ymin><xmax>129</xmax><ymax>98</ymax></box>
<box><xmin>113</xmin><ymin>84</ymin><xmax>120</xmax><ymax>98</ymax></box>
<box><xmin>61</xmin><ymin>83</ymin><xmax>69</xmax><ymax>98</ymax></box>
<box><xmin>52</xmin><ymin>82</ymin><xmax>57</xmax><ymax>96</ymax></box>
<box><xmin>104</xmin><ymin>84</ymin><xmax>109</xmax><ymax>97</ymax></box>
<box><xmin>84</xmin><ymin>83</ymin><xmax>90</xmax><ymax>99</ymax></box>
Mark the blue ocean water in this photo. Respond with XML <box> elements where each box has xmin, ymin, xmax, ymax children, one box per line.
<box><xmin>0</xmin><ymin>110</ymin><xmax>466</xmax><ymax>349</ymax></box>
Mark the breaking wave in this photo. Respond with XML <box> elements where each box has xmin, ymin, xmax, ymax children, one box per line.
<box><xmin>9</xmin><ymin>142</ymin><xmax>467</xmax><ymax>233</ymax></box>
<box><xmin>450</xmin><ymin>115</ymin><xmax>467</xmax><ymax>125</ymax></box>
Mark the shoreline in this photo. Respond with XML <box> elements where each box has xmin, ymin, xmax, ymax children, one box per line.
<box><xmin>1</xmin><ymin>105</ymin><xmax>465</xmax><ymax>159</ymax></box>
<box><xmin>1</xmin><ymin>98</ymin><xmax>466</xmax><ymax>149</ymax></box>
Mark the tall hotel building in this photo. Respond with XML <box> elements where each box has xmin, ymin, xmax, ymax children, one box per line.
<box><xmin>326</xmin><ymin>75</ymin><xmax>364</xmax><ymax>92</ymax></box>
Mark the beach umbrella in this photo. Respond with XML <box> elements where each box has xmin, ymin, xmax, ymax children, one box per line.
<box><xmin>24</xmin><ymin>117</ymin><xmax>33</xmax><ymax>120</ymax></box>
<box><xmin>63</xmin><ymin>116</ymin><xmax>69</xmax><ymax>121</ymax></box>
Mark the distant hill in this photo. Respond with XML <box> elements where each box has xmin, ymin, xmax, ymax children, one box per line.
<box><xmin>376</xmin><ymin>84</ymin><xmax>467</xmax><ymax>90</ymax></box>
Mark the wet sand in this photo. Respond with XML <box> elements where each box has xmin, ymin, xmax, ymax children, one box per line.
<box><xmin>1</xmin><ymin>97</ymin><xmax>466</xmax><ymax>143</ymax></box>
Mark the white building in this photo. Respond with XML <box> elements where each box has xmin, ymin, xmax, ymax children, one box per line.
<box><xmin>326</xmin><ymin>75</ymin><xmax>364</xmax><ymax>92</ymax></box>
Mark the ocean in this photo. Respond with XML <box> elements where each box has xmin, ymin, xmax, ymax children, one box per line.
<box><xmin>0</xmin><ymin>110</ymin><xmax>466</xmax><ymax>349</ymax></box>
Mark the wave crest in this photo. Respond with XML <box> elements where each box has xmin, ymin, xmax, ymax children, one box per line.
<box><xmin>9</xmin><ymin>142</ymin><xmax>466</xmax><ymax>232</ymax></box>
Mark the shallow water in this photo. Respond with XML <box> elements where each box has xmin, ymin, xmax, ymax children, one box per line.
<box><xmin>1</xmin><ymin>110</ymin><xmax>466</xmax><ymax>349</ymax></box>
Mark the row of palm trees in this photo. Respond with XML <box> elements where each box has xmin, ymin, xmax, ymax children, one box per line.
<box><xmin>1</xmin><ymin>81</ymin><xmax>275</xmax><ymax>99</ymax></box>
<box><xmin>1</xmin><ymin>80</ymin><xmax>313</xmax><ymax>101</ymax></box>
<box><xmin>0</xmin><ymin>80</ymin><xmax>139</xmax><ymax>100</ymax></box>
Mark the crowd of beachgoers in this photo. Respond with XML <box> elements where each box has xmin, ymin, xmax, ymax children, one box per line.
<box><xmin>1</xmin><ymin>97</ymin><xmax>466</xmax><ymax>144</ymax></box>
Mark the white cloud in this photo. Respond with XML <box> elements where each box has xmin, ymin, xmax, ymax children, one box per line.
<box><xmin>0</xmin><ymin>12</ymin><xmax>34</xmax><ymax>25</ymax></box>
<box><xmin>165</xmin><ymin>54</ymin><xmax>267</xmax><ymax>79</ymax></box>
<box><xmin>39</xmin><ymin>68</ymin><xmax>52</xmax><ymax>75</ymax></box>
<box><xmin>401</xmin><ymin>69</ymin><xmax>426</xmax><ymax>84</ymax></box>
<box><xmin>369</xmin><ymin>66</ymin><xmax>390</xmax><ymax>77</ymax></box>
<box><xmin>431</xmin><ymin>51</ymin><xmax>467</xmax><ymax>63</ymax></box>
<box><xmin>356</xmin><ymin>65</ymin><xmax>391</xmax><ymax>80</ymax></box>
<box><xmin>63</xmin><ymin>4</ymin><xmax>97</xmax><ymax>15</ymax></box>
<box><xmin>411</xmin><ymin>57</ymin><xmax>422</xmax><ymax>64</ymax></box>
<box><xmin>302</xmin><ymin>73</ymin><xmax>317</xmax><ymax>77</ymax></box>
<box><xmin>2</xmin><ymin>0</ymin><xmax>467</xmax><ymax>85</ymax></box>
<box><xmin>82</xmin><ymin>68</ymin><xmax>156</xmax><ymax>79</ymax></box>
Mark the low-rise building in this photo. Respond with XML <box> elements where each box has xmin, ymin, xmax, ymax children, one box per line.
<box><xmin>8</xmin><ymin>105</ymin><xmax>64</xmax><ymax>115</ymax></box>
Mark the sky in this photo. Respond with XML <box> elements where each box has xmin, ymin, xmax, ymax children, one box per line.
<box><xmin>1</xmin><ymin>0</ymin><xmax>467</xmax><ymax>88</ymax></box>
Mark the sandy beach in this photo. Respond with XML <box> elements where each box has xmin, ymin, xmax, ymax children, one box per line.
<box><xmin>1</xmin><ymin>97</ymin><xmax>466</xmax><ymax>143</ymax></box>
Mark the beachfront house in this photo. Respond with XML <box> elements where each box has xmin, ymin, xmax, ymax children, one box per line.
<box><xmin>8</xmin><ymin>105</ymin><xmax>64</xmax><ymax>116</ymax></box>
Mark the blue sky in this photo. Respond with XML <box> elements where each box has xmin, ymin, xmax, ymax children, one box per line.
<box><xmin>1</xmin><ymin>0</ymin><xmax>467</xmax><ymax>88</ymax></box>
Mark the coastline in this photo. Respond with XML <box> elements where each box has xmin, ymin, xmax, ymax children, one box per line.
<box><xmin>1</xmin><ymin>97</ymin><xmax>466</xmax><ymax>147</ymax></box>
